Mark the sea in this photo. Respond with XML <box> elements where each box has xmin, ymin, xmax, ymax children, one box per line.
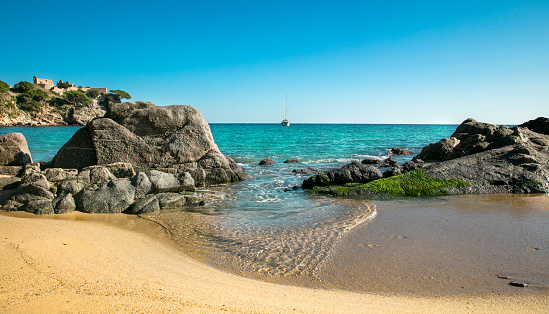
<box><xmin>2</xmin><ymin>124</ymin><xmax>549</xmax><ymax>294</ymax></box>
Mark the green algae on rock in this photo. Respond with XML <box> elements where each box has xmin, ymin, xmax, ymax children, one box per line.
<box><xmin>312</xmin><ymin>170</ymin><xmax>470</xmax><ymax>197</ymax></box>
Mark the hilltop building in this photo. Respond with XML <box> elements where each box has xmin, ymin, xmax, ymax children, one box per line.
<box><xmin>33</xmin><ymin>76</ymin><xmax>108</xmax><ymax>96</ymax></box>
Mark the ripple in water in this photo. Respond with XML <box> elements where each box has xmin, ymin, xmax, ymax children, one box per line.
<box><xmin>143</xmin><ymin>190</ymin><xmax>376</xmax><ymax>283</ymax></box>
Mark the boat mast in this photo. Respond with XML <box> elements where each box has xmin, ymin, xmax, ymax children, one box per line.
<box><xmin>285</xmin><ymin>93</ymin><xmax>288</xmax><ymax>120</ymax></box>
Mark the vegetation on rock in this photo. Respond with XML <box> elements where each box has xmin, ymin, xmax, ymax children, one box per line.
<box><xmin>312</xmin><ymin>170</ymin><xmax>470</xmax><ymax>197</ymax></box>
<box><xmin>13</xmin><ymin>81</ymin><xmax>35</xmax><ymax>93</ymax></box>
<box><xmin>86</xmin><ymin>89</ymin><xmax>101</xmax><ymax>99</ymax></box>
<box><xmin>64</xmin><ymin>90</ymin><xmax>92</xmax><ymax>107</ymax></box>
<box><xmin>0</xmin><ymin>80</ymin><xmax>9</xmax><ymax>93</ymax></box>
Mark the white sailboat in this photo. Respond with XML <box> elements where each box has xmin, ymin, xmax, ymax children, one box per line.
<box><xmin>281</xmin><ymin>93</ymin><xmax>290</xmax><ymax>126</ymax></box>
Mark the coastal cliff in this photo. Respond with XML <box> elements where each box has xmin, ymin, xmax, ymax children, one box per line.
<box><xmin>0</xmin><ymin>78</ymin><xmax>127</xmax><ymax>126</ymax></box>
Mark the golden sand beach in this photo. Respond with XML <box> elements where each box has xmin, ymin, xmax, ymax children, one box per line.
<box><xmin>1</xmin><ymin>212</ymin><xmax>548</xmax><ymax>313</ymax></box>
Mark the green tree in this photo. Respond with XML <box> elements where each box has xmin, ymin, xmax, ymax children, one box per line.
<box><xmin>13</xmin><ymin>81</ymin><xmax>35</xmax><ymax>93</ymax></box>
<box><xmin>0</xmin><ymin>80</ymin><xmax>9</xmax><ymax>93</ymax></box>
<box><xmin>49</xmin><ymin>97</ymin><xmax>67</xmax><ymax>107</ymax></box>
<box><xmin>64</xmin><ymin>90</ymin><xmax>92</xmax><ymax>107</ymax></box>
<box><xmin>86</xmin><ymin>89</ymin><xmax>101</xmax><ymax>99</ymax></box>
<box><xmin>27</xmin><ymin>89</ymin><xmax>49</xmax><ymax>102</ymax></box>
<box><xmin>57</xmin><ymin>81</ymin><xmax>71</xmax><ymax>89</ymax></box>
<box><xmin>109</xmin><ymin>89</ymin><xmax>131</xmax><ymax>100</ymax></box>
<box><xmin>16</xmin><ymin>94</ymin><xmax>31</xmax><ymax>106</ymax></box>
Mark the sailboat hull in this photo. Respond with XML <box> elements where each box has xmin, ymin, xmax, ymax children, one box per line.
<box><xmin>281</xmin><ymin>120</ymin><xmax>290</xmax><ymax>126</ymax></box>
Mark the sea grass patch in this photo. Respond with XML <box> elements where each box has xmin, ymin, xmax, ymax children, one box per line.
<box><xmin>312</xmin><ymin>170</ymin><xmax>470</xmax><ymax>197</ymax></box>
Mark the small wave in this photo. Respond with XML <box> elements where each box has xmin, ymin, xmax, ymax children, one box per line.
<box><xmin>144</xmin><ymin>198</ymin><xmax>377</xmax><ymax>281</ymax></box>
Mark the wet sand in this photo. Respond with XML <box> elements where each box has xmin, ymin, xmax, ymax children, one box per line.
<box><xmin>318</xmin><ymin>194</ymin><xmax>549</xmax><ymax>295</ymax></box>
<box><xmin>1</xmin><ymin>195</ymin><xmax>549</xmax><ymax>312</ymax></box>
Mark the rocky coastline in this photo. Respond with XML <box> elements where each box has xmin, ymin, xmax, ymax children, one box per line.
<box><xmin>303</xmin><ymin>117</ymin><xmax>549</xmax><ymax>197</ymax></box>
<box><xmin>0</xmin><ymin>102</ymin><xmax>247</xmax><ymax>215</ymax></box>
<box><xmin>2</xmin><ymin>113</ymin><xmax>548</xmax><ymax>215</ymax></box>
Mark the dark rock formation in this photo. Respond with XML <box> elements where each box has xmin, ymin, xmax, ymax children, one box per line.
<box><xmin>51</xmin><ymin>103</ymin><xmax>246</xmax><ymax>186</ymax></box>
<box><xmin>361</xmin><ymin>158</ymin><xmax>382</xmax><ymax>165</ymax></box>
<box><xmin>291</xmin><ymin>168</ymin><xmax>318</xmax><ymax>175</ymax></box>
<box><xmin>304</xmin><ymin>118</ymin><xmax>549</xmax><ymax>196</ymax></box>
<box><xmin>302</xmin><ymin>161</ymin><xmax>382</xmax><ymax>189</ymax></box>
<box><xmin>381</xmin><ymin>158</ymin><xmax>398</xmax><ymax>168</ymax></box>
<box><xmin>0</xmin><ymin>133</ymin><xmax>32</xmax><ymax>166</ymax></box>
<box><xmin>284</xmin><ymin>159</ymin><xmax>299</xmax><ymax>163</ymax></box>
<box><xmin>519</xmin><ymin>117</ymin><xmax>549</xmax><ymax>135</ymax></box>
<box><xmin>0</xmin><ymin>103</ymin><xmax>246</xmax><ymax>215</ymax></box>
<box><xmin>414</xmin><ymin>118</ymin><xmax>523</xmax><ymax>162</ymax></box>
<box><xmin>259</xmin><ymin>159</ymin><xmax>277</xmax><ymax>165</ymax></box>
<box><xmin>389</xmin><ymin>147</ymin><xmax>413</xmax><ymax>156</ymax></box>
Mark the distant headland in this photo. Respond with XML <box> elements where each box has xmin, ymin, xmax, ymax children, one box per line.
<box><xmin>0</xmin><ymin>76</ymin><xmax>130</xmax><ymax>126</ymax></box>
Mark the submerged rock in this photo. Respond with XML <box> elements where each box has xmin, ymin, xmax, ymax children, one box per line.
<box><xmin>302</xmin><ymin>161</ymin><xmax>382</xmax><ymax>189</ymax></box>
<box><xmin>259</xmin><ymin>159</ymin><xmax>277</xmax><ymax>165</ymax></box>
<box><xmin>389</xmin><ymin>147</ymin><xmax>413</xmax><ymax>156</ymax></box>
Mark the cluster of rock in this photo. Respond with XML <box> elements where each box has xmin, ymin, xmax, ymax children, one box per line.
<box><xmin>52</xmin><ymin>102</ymin><xmax>247</xmax><ymax>185</ymax></box>
<box><xmin>417</xmin><ymin>118</ymin><xmax>549</xmax><ymax>194</ymax></box>
<box><xmin>2</xmin><ymin>162</ymin><xmax>201</xmax><ymax>215</ymax></box>
<box><xmin>302</xmin><ymin>118</ymin><xmax>549</xmax><ymax>195</ymax></box>
<box><xmin>0</xmin><ymin>102</ymin><xmax>247</xmax><ymax>215</ymax></box>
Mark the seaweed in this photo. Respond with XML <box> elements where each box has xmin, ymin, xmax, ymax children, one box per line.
<box><xmin>312</xmin><ymin>170</ymin><xmax>470</xmax><ymax>197</ymax></box>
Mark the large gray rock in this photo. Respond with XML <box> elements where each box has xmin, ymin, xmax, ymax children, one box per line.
<box><xmin>519</xmin><ymin>117</ymin><xmax>549</xmax><ymax>135</ymax></box>
<box><xmin>403</xmin><ymin>119</ymin><xmax>549</xmax><ymax>194</ymax></box>
<box><xmin>75</xmin><ymin>178</ymin><xmax>135</xmax><ymax>213</ymax></box>
<box><xmin>0</xmin><ymin>133</ymin><xmax>32</xmax><ymax>166</ymax></box>
<box><xmin>145</xmin><ymin>170</ymin><xmax>194</xmax><ymax>193</ymax></box>
<box><xmin>414</xmin><ymin>118</ymin><xmax>525</xmax><ymax>162</ymax></box>
<box><xmin>53</xmin><ymin>193</ymin><xmax>76</xmax><ymax>214</ymax></box>
<box><xmin>51</xmin><ymin>104</ymin><xmax>246</xmax><ymax>186</ymax></box>
<box><xmin>302</xmin><ymin>161</ymin><xmax>383</xmax><ymax>189</ymax></box>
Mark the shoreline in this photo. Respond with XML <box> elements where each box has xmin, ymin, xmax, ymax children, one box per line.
<box><xmin>1</xmin><ymin>210</ymin><xmax>548</xmax><ymax>312</ymax></box>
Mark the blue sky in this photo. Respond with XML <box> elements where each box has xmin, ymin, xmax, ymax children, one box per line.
<box><xmin>1</xmin><ymin>1</ymin><xmax>547</xmax><ymax>124</ymax></box>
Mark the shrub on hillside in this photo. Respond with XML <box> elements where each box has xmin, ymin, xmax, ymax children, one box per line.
<box><xmin>86</xmin><ymin>89</ymin><xmax>101</xmax><ymax>99</ymax></box>
<box><xmin>57</xmin><ymin>81</ymin><xmax>71</xmax><ymax>89</ymax></box>
<box><xmin>27</xmin><ymin>89</ymin><xmax>49</xmax><ymax>102</ymax></box>
<box><xmin>64</xmin><ymin>90</ymin><xmax>92</xmax><ymax>106</ymax></box>
<box><xmin>0</xmin><ymin>80</ymin><xmax>9</xmax><ymax>93</ymax></box>
<box><xmin>13</xmin><ymin>81</ymin><xmax>35</xmax><ymax>93</ymax></box>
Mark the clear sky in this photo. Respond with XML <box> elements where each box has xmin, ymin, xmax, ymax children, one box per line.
<box><xmin>1</xmin><ymin>1</ymin><xmax>547</xmax><ymax>124</ymax></box>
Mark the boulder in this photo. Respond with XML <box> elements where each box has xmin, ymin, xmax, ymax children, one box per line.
<box><xmin>0</xmin><ymin>133</ymin><xmax>32</xmax><ymax>166</ymax></box>
<box><xmin>128</xmin><ymin>194</ymin><xmax>160</xmax><ymax>214</ymax></box>
<box><xmin>145</xmin><ymin>170</ymin><xmax>194</xmax><ymax>193</ymax></box>
<box><xmin>389</xmin><ymin>147</ymin><xmax>413</xmax><ymax>156</ymax></box>
<box><xmin>106</xmin><ymin>162</ymin><xmax>136</xmax><ymax>178</ymax></box>
<box><xmin>291</xmin><ymin>168</ymin><xmax>318</xmax><ymax>175</ymax></box>
<box><xmin>302</xmin><ymin>161</ymin><xmax>382</xmax><ymax>189</ymax></box>
<box><xmin>259</xmin><ymin>159</ymin><xmax>277</xmax><ymax>165</ymax></box>
<box><xmin>51</xmin><ymin>104</ymin><xmax>245</xmax><ymax>187</ymax></box>
<box><xmin>381</xmin><ymin>158</ymin><xmax>398</xmax><ymax>168</ymax></box>
<box><xmin>23</xmin><ymin>200</ymin><xmax>54</xmax><ymax>215</ymax></box>
<box><xmin>519</xmin><ymin>117</ymin><xmax>549</xmax><ymax>135</ymax></box>
<box><xmin>75</xmin><ymin>178</ymin><xmax>135</xmax><ymax>213</ymax></box>
<box><xmin>361</xmin><ymin>158</ymin><xmax>382</xmax><ymax>165</ymax></box>
<box><xmin>53</xmin><ymin>193</ymin><xmax>76</xmax><ymax>214</ymax></box>
<box><xmin>284</xmin><ymin>159</ymin><xmax>299</xmax><ymax>163</ymax></box>
<box><xmin>44</xmin><ymin>168</ymin><xmax>78</xmax><ymax>182</ymax></box>
<box><xmin>414</xmin><ymin>118</ymin><xmax>525</xmax><ymax>162</ymax></box>
<box><xmin>133</xmin><ymin>172</ymin><xmax>152</xmax><ymax>198</ymax></box>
